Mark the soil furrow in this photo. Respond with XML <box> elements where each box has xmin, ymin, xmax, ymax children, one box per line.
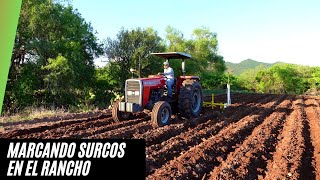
<box><xmin>304</xmin><ymin>98</ymin><xmax>320</xmax><ymax>179</ymax></box>
<box><xmin>264</xmin><ymin>98</ymin><xmax>307</xmax><ymax>179</ymax></box>
<box><xmin>299</xmin><ymin>97</ymin><xmax>316</xmax><ymax>180</ymax></box>
<box><xmin>135</xmin><ymin>113</ymin><xmax>217</xmax><ymax>147</ymax></box>
<box><xmin>89</xmin><ymin>118</ymin><xmax>153</xmax><ymax>139</ymax></box>
<box><xmin>63</xmin><ymin>116</ymin><xmax>149</xmax><ymax>138</ymax></box>
<box><xmin>0</xmin><ymin>114</ymin><xmax>110</xmax><ymax>138</ymax></box>
<box><xmin>148</xmin><ymin>95</ymin><xmax>284</xmax><ymax>179</ymax></box>
<box><xmin>139</xmin><ymin>93</ymin><xmax>273</xmax><ymax>148</ymax></box>
<box><xmin>209</xmin><ymin>96</ymin><xmax>292</xmax><ymax>179</ymax></box>
<box><xmin>1</xmin><ymin>93</ymin><xmax>318</xmax><ymax>179</ymax></box>
<box><xmin>1</xmin><ymin>110</ymin><xmax>111</xmax><ymax>132</ymax></box>
<box><xmin>144</xmin><ymin>95</ymin><xmax>277</xmax><ymax>175</ymax></box>
<box><xmin>146</xmin><ymin>120</ymin><xmax>224</xmax><ymax>176</ymax></box>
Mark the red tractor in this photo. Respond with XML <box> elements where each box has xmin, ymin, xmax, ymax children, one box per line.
<box><xmin>112</xmin><ymin>52</ymin><xmax>203</xmax><ymax>127</ymax></box>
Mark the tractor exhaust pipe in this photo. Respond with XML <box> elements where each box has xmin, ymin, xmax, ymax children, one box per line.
<box><xmin>138</xmin><ymin>52</ymin><xmax>142</xmax><ymax>78</ymax></box>
<box><xmin>182</xmin><ymin>59</ymin><xmax>185</xmax><ymax>76</ymax></box>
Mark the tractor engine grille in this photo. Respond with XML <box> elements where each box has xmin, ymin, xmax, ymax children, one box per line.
<box><xmin>125</xmin><ymin>80</ymin><xmax>142</xmax><ymax>105</ymax></box>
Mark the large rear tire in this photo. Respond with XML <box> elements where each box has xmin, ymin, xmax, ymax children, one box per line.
<box><xmin>112</xmin><ymin>100</ymin><xmax>131</xmax><ymax>122</ymax></box>
<box><xmin>178</xmin><ymin>80</ymin><xmax>203</xmax><ymax>118</ymax></box>
<box><xmin>151</xmin><ymin>101</ymin><xmax>172</xmax><ymax>127</ymax></box>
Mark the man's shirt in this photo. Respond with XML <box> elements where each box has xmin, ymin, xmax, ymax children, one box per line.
<box><xmin>163</xmin><ymin>67</ymin><xmax>174</xmax><ymax>79</ymax></box>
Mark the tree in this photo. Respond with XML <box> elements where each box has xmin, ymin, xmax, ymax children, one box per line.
<box><xmin>92</xmin><ymin>65</ymin><xmax>119</xmax><ymax>108</ymax></box>
<box><xmin>310</xmin><ymin>67</ymin><xmax>320</xmax><ymax>89</ymax></box>
<box><xmin>104</xmin><ymin>27</ymin><xmax>165</xmax><ymax>92</ymax></box>
<box><xmin>238</xmin><ymin>65</ymin><xmax>267</xmax><ymax>92</ymax></box>
<box><xmin>190</xmin><ymin>27</ymin><xmax>226</xmax><ymax>74</ymax></box>
<box><xmin>255</xmin><ymin>64</ymin><xmax>305</xmax><ymax>94</ymax></box>
<box><xmin>165</xmin><ymin>26</ymin><xmax>186</xmax><ymax>52</ymax></box>
<box><xmin>164</xmin><ymin>26</ymin><xmax>189</xmax><ymax>76</ymax></box>
<box><xmin>4</xmin><ymin>0</ymin><xmax>103</xmax><ymax>113</ymax></box>
<box><xmin>200</xmin><ymin>71</ymin><xmax>224</xmax><ymax>89</ymax></box>
<box><xmin>164</xmin><ymin>26</ymin><xmax>226</xmax><ymax>81</ymax></box>
<box><xmin>41</xmin><ymin>55</ymin><xmax>75</xmax><ymax>106</ymax></box>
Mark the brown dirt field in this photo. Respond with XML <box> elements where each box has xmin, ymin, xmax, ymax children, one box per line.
<box><xmin>1</xmin><ymin>93</ymin><xmax>319</xmax><ymax>179</ymax></box>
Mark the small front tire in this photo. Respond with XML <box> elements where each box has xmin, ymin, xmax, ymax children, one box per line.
<box><xmin>151</xmin><ymin>101</ymin><xmax>172</xmax><ymax>127</ymax></box>
<box><xmin>112</xmin><ymin>100</ymin><xmax>131</xmax><ymax>122</ymax></box>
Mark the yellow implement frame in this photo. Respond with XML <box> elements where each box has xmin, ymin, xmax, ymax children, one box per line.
<box><xmin>203</xmin><ymin>94</ymin><xmax>226</xmax><ymax>110</ymax></box>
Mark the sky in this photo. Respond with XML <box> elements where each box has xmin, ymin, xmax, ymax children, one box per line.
<box><xmin>71</xmin><ymin>0</ymin><xmax>320</xmax><ymax>67</ymax></box>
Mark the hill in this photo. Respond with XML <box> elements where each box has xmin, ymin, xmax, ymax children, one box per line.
<box><xmin>226</xmin><ymin>59</ymin><xmax>273</xmax><ymax>75</ymax></box>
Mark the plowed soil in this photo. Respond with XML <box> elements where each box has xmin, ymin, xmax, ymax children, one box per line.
<box><xmin>1</xmin><ymin>93</ymin><xmax>319</xmax><ymax>179</ymax></box>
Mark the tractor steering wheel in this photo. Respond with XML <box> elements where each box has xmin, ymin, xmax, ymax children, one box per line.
<box><xmin>163</xmin><ymin>74</ymin><xmax>168</xmax><ymax>79</ymax></box>
<box><xmin>158</xmin><ymin>73</ymin><xmax>168</xmax><ymax>79</ymax></box>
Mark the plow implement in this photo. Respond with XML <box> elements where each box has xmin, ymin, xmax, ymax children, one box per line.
<box><xmin>203</xmin><ymin>94</ymin><xmax>227</xmax><ymax>110</ymax></box>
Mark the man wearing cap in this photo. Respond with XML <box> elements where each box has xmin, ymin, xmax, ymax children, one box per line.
<box><xmin>158</xmin><ymin>61</ymin><xmax>174</xmax><ymax>99</ymax></box>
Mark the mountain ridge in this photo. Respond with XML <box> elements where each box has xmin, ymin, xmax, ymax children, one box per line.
<box><xmin>226</xmin><ymin>59</ymin><xmax>276</xmax><ymax>75</ymax></box>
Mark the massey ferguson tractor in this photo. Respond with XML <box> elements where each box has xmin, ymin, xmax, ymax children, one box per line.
<box><xmin>112</xmin><ymin>52</ymin><xmax>203</xmax><ymax>127</ymax></box>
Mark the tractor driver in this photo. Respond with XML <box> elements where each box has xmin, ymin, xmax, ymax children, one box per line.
<box><xmin>158</xmin><ymin>61</ymin><xmax>174</xmax><ymax>99</ymax></box>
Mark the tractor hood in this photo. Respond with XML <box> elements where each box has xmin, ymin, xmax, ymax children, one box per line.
<box><xmin>134</xmin><ymin>76</ymin><xmax>165</xmax><ymax>87</ymax></box>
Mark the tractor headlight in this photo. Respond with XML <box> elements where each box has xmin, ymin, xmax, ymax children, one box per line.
<box><xmin>134</xmin><ymin>91</ymin><xmax>140</xmax><ymax>96</ymax></box>
<box><xmin>127</xmin><ymin>90</ymin><xmax>139</xmax><ymax>96</ymax></box>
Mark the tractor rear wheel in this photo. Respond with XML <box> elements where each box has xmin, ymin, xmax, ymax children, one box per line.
<box><xmin>151</xmin><ymin>101</ymin><xmax>172</xmax><ymax>127</ymax></box>
<box><xmin>112</xmin><ymin>100</ymin><xmax>131</xmax><ymax>122</ymax></box>
<box><xmin>178</xmin><ymin>80</ymin><xmax>203</xmax><ymax>118</ymax></box>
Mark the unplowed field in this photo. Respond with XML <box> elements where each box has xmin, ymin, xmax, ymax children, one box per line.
<box><xmin>1</xmin><ymin>93</ymin><xmax>320</xmax><ymax>179</ymax></box>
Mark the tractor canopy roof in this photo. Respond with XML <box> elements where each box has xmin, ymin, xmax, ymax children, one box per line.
<box><xmin>151</xmin><ymin>52</ymin><xmax>191</xmax><ymax>60</ymax></box>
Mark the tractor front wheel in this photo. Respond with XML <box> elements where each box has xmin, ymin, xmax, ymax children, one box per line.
<box><xmin>112</xmin><ymin>100</ymin><xmax>131</xmax><ymax>122</ymax></box>
<box><xmin>151</xmin><ymin>101</ymin><xmax>172</xmax><ymax>127</ymax></box>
